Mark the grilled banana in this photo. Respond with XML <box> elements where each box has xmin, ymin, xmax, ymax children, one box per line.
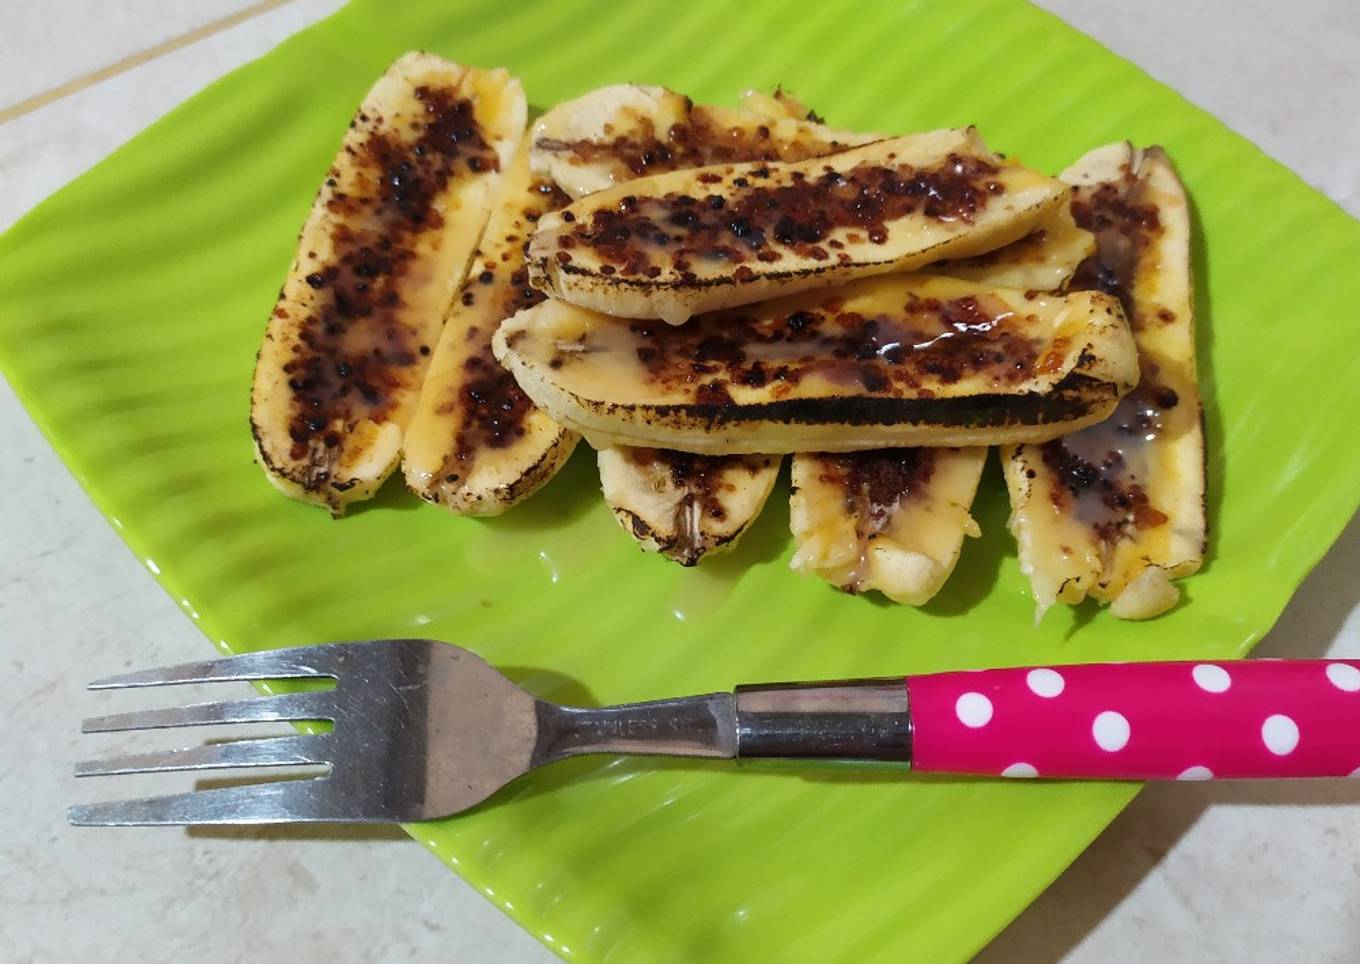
<box><xmin>251</xmin><ymin>53</ymin><xmax>525</xmax><ymax>513</ymax></box>
<box><xmin>790</xmin><ymin>448</ymin><xmax>986</xmax><ymax>604</ymax></box>
<box><xmin>1002</xmin><ymin>143</ymin><xmax>1205</xmax><ymax>620</ymax></box>
<box><xmin>527</xmin><ymin>130</ymin><xmax>1071</xmax><ymax>323</ymax></box>
<box><xmin>530</xmin><ymin>84</ymin><xmax>876</xmax><ymax>200</ymax></box>
<box><xmin>599</xmin><ymin>448</ymin><xmax>781</xmax><ymax>565</ymax></box>
<box><xmin>402</xmin><ymin>132</ymin><xmax>578</xmax><ymax>515</ymax></box>
<box><xmin>494</xmin><ymin>273</ymin><xmax>1139</xmax><ymax>454</ymax></box>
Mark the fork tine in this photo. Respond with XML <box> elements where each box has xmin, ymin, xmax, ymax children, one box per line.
<box><xmin>88</xmin><ymin>645</ymin><xmax>346</xmax><ymax>690</ymax></box>
<box><xmin>75</xmin><ymin>734</ymin><xmax>331</xmax><ymax>776</ymax></box>
<box><xmin>68</xmin><ymin>778</ymin><xmax>339</xmax><ymax>826</ymax></box>
<box><xmin>81</xmin><ymin>692</ymin><xmax>335</xmax><ymax>733</ymax></box>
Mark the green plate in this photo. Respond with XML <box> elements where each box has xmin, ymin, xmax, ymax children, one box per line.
<box><xmin>3</xmin><ymin>0</ymin><xmax>1358</xmax><ymax>960</ymax></box>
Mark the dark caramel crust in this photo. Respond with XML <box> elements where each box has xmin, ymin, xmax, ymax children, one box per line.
<box><xmin>535</xmin><ymin>103</ymin><xmax>856</xmax><ymax>180</ymax></box>
<box><xmin>816</xmin><ymin>448</ymin><xmax>937</xmax><ymax>523</ymax></box>
<box><xmin>1044</xmin><ymin>162</ymin><xmax>1175</xmax><ymax>544</ymax></box>
<box><xmin>1069</xmin><ymin>177</ymin><xmax>1161</xmax><ymax>326</ymax></box>
<box><xmin>548</xmin><ymin>155</ymin><xmax>1004</xmax><ymax>281</ymax></box>
<box><xmin>434</xmin><ymin>178</ymin><xmax>570</xmax><ymax>487</ymax></box>
<box><xmin>555</xmin><ymin>293</ymin><xmax>1053</xmax><ymax>407</ymax></box>
<box><xmin>266</xmin><ymin>85</ymin><xmax>499</xmax><ymax>492</ymax></box>
<box><xmin>613</xmin><ymin>448</ymin><xmax>772</xmax><ymax>565</ymax></box>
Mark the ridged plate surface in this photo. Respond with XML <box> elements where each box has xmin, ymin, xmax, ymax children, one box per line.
<box><xmin>2</xmin><ymin>1</ymin><xmax>1359</xmax><ymax>961</ymax></box>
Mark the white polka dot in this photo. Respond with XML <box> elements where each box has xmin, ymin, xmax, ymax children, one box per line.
<box><xmin>1177</xmin><ymin>765</ymin><xmax>1214</xmax><ymax>781</ymax></box>
<box><xmin>1026</xmin><ymin>668</ymin><xmax>1065</xmax><ymax>698</ymax></box>
<box><xmin>1001</xmin><ymin>762</ymin><xmax>1038</xmax><ymax>778</ymax></box>
<box><xmin>1262</xmin><ymin>714</ymin><xmax>1299</xmax><ymax>755</ymax></box>
<box><xmin>1326</xmin><ymin>663</ymin><xmax>1360</xmax><ymax>692</ymax></box>
<box><xmin>1349</xmin><ymin>766</ymin><xmax>1360</xmax><ymax>778</ymax></box>
<box><xmin>955</xmin><ymin>692</ymin><xmax>993</xmax><ymax>728</ymax></box>
<box><xmin>1092</xmin><ymin>711</ymin><xmax>1130</xmax><ymax>752</ymax></box>
<box><xmin>1192</xmin><ymin>664</ymin><xmax>1231</xmax><ymax>693</ymax></box>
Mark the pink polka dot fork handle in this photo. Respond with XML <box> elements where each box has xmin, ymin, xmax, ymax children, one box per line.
<box><xmin>900</xmin><ymin>660</ymin><xmax>1360</xmax><ymax>780</ymax></box>
<box><xmin>732</xmin><ymin>660</ymin><xmax>1360</xmax><ymax>779</ymax></box>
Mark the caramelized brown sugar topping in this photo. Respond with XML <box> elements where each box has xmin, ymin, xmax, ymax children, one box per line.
<box><xmin>535</xmin><ymin>102</ymin><xmax>859</xmax><ymax>181</ymax></box>
<box><xmin>280</xmin><ymin>85</ymin><xmax>499</xmax><ymax>469</ymax></box>
<box><xmin>623</xmin><ymin>447</ymin><xmax>771</xmax><ymax>524</ymax></box>
<box><xmin>533</xmin><ymin>277</ymin><xmax>1059</xmax><ymax>405</ymax></box>
<box><xmin>549</xmin><ymin>153</ymin><xmax>1004</xmax><ymax>278</ymax></box>
<box><xmin>1069</xmin><ymin>174</ymin><xmax>1162</xmax><ymax>326</ymax></box>
<box><xmin>435</xmin><ymin>178</ymin><xmax>570</xmax><ymax>483</ymax></box>
<box><xmin>815</xmin><ymin>448</ymin><xmax>937</xmax><ymax>534</ymax></box>
<box><xmin>1038</xmin><ymin>383</ymin><xmax>1176</xmax><ymax>542</ymax></box>
<box><xmin>1043</xmin><ymin>157</ymin><xmax>1182</xmax><ymax>543</ymax></box>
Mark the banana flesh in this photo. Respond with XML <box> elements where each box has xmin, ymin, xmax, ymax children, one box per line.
<box><xmin>527</xmin><ymin>130</ymin><xmax>1071</xmax><ymax>324</ymax></box>
<box><xmin>529</xmin><ymin>84</ymin><xmax>877</xmax><ymax>200</ymax></box>
<box><xmin>251</xmin><ymin>53</ymin><xmax>525</xmax><ymax>513</ymax></box>
<box><xmin>790</xmin><ymin>447</ymin><xmax>986</xmax><ymax>604</ymax></box>
<box><xmin>1002</xmin><ymin>143</ymin><xmax>1205</xmax><ymax>620</ymax></box>
<box><xmin>738</xmin><ymin>87</ymin><xmax>821</xmax><ymax>124</ymax></box>
<box><xmin>925</xmin><ymin>205</ymin><xmax>1095</xmax><ymax>291</ymax></box>
<box><xmin>599</xmin><ymin>448</ymin><xmax>781</xmax><ymax>565</ymax></box>
<box><xmin>402</xmin><ymin>132</ymin><xmax>579</xmax><ymax>515</ymax></box>
<box><xmin>494</xmin><ymin>273</ymin><xmax>1139</xmax><ymax>454</ymax></box>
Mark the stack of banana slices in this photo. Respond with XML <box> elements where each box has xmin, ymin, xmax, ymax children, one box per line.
<box><xmin>252</xmin><ymin>52</ymin><xmax>1205</xmax><ymax>621</ymax></box>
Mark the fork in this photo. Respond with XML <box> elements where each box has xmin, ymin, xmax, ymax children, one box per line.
<box><xmin>71</xmin><ymin>639</ymin><xmax>1360</xmax><ymax>825</ymax></box>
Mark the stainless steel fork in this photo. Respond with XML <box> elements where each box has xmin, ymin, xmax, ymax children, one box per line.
<box><xmin>71</xmin><ymin>639</ymin><xmax>1360</xmax><ymax>824</ymax></box>
<box><xmin>71</xmin><ymin>638</ymin><xmax>907</xmax><ymax>825</ymax></box>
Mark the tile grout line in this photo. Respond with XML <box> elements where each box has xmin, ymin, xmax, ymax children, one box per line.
<box><xmin>0</xmin><ymin>0</ymin><xmax>299</xmax><ymax>126</ymax></box>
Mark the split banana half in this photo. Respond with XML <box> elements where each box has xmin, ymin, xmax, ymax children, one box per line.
<box><xmin>494</xmin><ymin>273</ymin><xmax>1139</xmax><ymax>454</ymax></box>
<box><xmin>527</xmin><ymin>129</ymin><xmax>1071</xmax><ymax>323</ymax></box>
<box><xmin>402</xmin><ymin>131</ymin><xmax>579</xmax><ymax>515</ymax></box>
<box><xmin>1002</xmin><ymin>143</ymin><xmax>1205</xmax><ymax>620</ymax></box>
<box><xmin>251</xmin><ymin>53</ymin><xmax>525</xmax><ymax>513</ymax></box>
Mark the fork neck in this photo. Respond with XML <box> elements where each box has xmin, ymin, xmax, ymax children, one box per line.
<box><xmin>533</xmin><ymin>679</ymin><xmax>911</xmax><ymax>764</ymax></box>
<box><xmin>532</xmin><ymin>693</ymin><xmax>738</xmax><ymax>763</ymax></box>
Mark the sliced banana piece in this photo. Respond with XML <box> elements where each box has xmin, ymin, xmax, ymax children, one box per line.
<box><xmin>599</xmin><ymin>448</ymin><xmax>780</xmax><ymax>565</ymax></box>
<box><xmin>924</xmin><ymin>205</ymin><xmax>1095</xmax><ymax>291</ymax></box>
<box><xmin>1002</xmin><ymin>143</ymin><xmax>1205</xmax><ymax>621</ymax></box>
<box><xmin>251</xmin><ymin>53</ymin><xmax>525</xmax><ymax>513</ymax></box>
<box><xmin>790</xmin><ymin>447</ymin><xmax>986</xmax><ymax>604</ymax></box>
<box><xmin>494</xmin><ymin>273</ymin><xmax>1138</xmax><ymax>454</ymax></box>
<box><xmin>403</xmin><ymin>132</ymin><xmax>579</xmax><ymax>515</ymax></box>
<box><xmin>530</xmin><ymin>84</ymin><xmax>876</xmax><ymax>200</ymax></box>
<box><xmin>527</xmin><ymin>130</ymin><xmax>1071</xmax><ymax>323</ymax></box>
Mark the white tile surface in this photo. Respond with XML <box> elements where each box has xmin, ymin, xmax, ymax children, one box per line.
<box><xmin>0</xmin><ymin>0</ymin><xmax>349</xmax><ymax>232</ymax></box>
<box><xmin>0</xmin><ymin>2</ymin><xmax>1357</xmax><ymax>962</ymax></box>
<box><xmin>1</xmin><ymin>0</ymin><xmax>267</xmax><ymax>111</ymax></box>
